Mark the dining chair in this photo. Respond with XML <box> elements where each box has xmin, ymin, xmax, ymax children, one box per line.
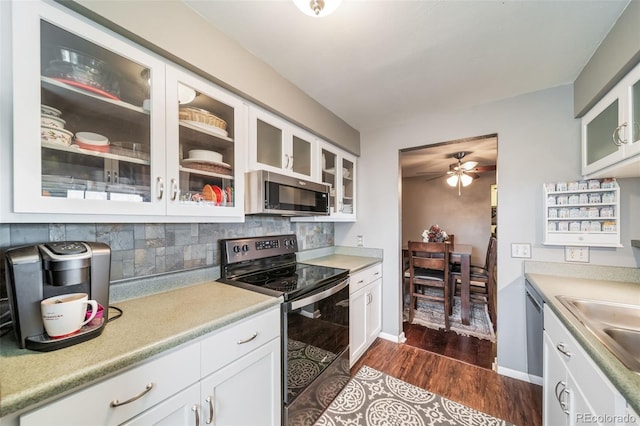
<box><xmin>407</xmin><ymin>241</ymin><xmax>453</xmax><ymax>330</ymax></box>
<box><xmin>451</xmin><ymin>236</ymin><xmax>497</xmax><ymax>326</ymax></box>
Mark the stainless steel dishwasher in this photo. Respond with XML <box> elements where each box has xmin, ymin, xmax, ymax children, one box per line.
<box><xmin>525</xmin><ymin>279</ymin><xmax>544</xmax><ymax>378</ymax></box>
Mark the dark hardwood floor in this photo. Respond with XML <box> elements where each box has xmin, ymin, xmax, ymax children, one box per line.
<box><xmin>403</xmin><ymin>321</ymin><xmax>496</xmax><ymax>369</ymax></box>
<box><xmin>352</xmin><ymin>338</ymin><xmax>542</xmax><ymax>426</ymax></box>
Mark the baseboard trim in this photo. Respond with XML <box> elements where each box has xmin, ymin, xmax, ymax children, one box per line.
<box><xmin>497</xmin><ymin>366</ymin><xmax>542</xmax><ymax>385</ymax></box>
<box><xmin>378</xmin><ymin>331</ymin><xmax>406</xmax><ymax>343</ymax></box>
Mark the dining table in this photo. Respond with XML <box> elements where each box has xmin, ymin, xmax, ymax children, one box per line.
<box><xmin>402</xmin><ymin>243</ymin><xmax>473</xmax><ymax>326</ymax></box>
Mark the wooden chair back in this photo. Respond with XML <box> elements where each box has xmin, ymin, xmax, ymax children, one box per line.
<box><xmin>408</xmin><ymin>241</ymin><xmax>449</xmax><ymax>277</ymax></box>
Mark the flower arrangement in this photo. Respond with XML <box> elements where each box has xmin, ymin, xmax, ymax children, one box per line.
<box><xmin>422</xmin><ymin>225</ymin><xmax>448</xmax><ymax>242</ymax></box>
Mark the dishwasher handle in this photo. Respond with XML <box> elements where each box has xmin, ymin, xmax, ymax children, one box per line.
<box><xmin>526</xmin><ymin>287</ymin><xmax>543</xmax><ymax>313</ymax></box>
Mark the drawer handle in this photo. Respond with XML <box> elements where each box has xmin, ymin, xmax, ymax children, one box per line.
<box><xmin>237</xmin><ymin>332</ymin><xmax>258</xmax><ymax>345</ymax></box>
<box><xmin>110</xmin><ymin>383</ymin><xmax>154</xmax><ymax>407</ymax></box>
<box><xmin>357</xmin><ymin>280</ymin><xmax>365</xmax><ymax>284</ymax></box>
<box><xmin>205</xmin><ymin>395</ymin><xmax>214</xmax><ymax>424</ymax></box>
<box><xmin>556</xmin><ymin>343</ymin><xmax>572</xmax><ymax>358</ymax></box>
<box><xmin>192</xmin><ymin>404</ymin><xmax>200</xmax><ymax>426</ymax></box>
<box><xmin>373</xmin><ymin>272</ymin><xmax>380</xmax><ymax>276</ymax></box>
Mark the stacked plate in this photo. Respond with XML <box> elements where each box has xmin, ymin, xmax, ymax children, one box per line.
<box><xmin>41</xmin><ymin>105</ymin><xmax>73</xmax><ymax>146</ymax></box>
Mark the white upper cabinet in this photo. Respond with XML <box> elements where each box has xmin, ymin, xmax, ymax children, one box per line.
<box><xmin>9</xmin><ymin>1</ymin><xmax>245</xmax><ymax>222</ymax></box>
<box><xmin>248</xmin><ymin>106</ymin><xmax>316</xmax><ymax>180</ymax></box>
<box><xmin>165</xmin><ymin>66</ymin><xmax>247</xmax><ymax>219</ymax></box>
<box><xmin>582</xmin><ymin>61</ymin><xmax>640</xmax><ymax>178</ymax></box>
<box><xmin>319</xmin><ymin>141</ymin><xmax>357</xmax><ymax>221</ymax></box>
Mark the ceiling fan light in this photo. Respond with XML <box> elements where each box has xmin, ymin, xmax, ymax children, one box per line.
<box><xmin>292</xmin><ymin>0</ymin><xmax>342</xmax><ymax>17</ymax></box>
<box><xmin>446</xmin><ymin>175</ymin><xmax>458</xmax><ymax>187</ymax></box>
<box><xmin>460</xmin><ymin>174</ymin><xmax>473</xmax><ymax>186</ymax></box>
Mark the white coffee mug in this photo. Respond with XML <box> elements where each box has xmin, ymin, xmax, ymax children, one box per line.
<box><xmin>41</xmin><ymin>293</ymin><xmax>98</xmax><ymax>338</ymax></box>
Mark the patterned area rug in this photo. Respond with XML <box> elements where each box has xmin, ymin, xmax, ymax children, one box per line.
<box><xmin>315</xmin><ymin>365</ymin><xmax>514</xmax><ymax>426</ymax></box>
<box><xmin>404</xmin><ymin>293</ymin><xmax>496</xmax><ymax>342</ymax></box>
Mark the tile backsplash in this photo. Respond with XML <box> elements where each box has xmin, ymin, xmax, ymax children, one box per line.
<box><xmin>0</xmin><ymin>218</ymin><xmax>334</xmax><ymax>288</ymax></box>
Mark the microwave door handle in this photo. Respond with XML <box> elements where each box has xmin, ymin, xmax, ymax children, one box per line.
<box><xmin>289</xmin><ymin>278</ymin><xmax>349</xmax><ymax>311</ymax></box>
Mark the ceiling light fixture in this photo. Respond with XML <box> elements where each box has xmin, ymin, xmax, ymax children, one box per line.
<box><xmin>292</xmin><ymin>0</ymin><xmax>342</xmax><ymax>17</ymax></box>
<box><xmin>446</xmin><ymin>152</ymin><xmax>478</xmax><ymax>196</ymax></box>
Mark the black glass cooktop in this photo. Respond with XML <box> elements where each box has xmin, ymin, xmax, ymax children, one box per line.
<box><xmin>231</xmin><ymin>263</ymin><xmax>348</xmax><ymax>300</ymax></box>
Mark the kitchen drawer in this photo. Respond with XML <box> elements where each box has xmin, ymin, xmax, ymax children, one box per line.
<box><xmin>349</xmin><ymin>263</ymin><xmax>382</xmax><ymax>295</ymax></box>
<box><xmin>200</xmin><ymin>306</ymin><xmax>280</xmax><ymax>377</ymax></box>
<box><xmin>544</xmin><ymin>305</ymin><xmax>625</xmax><ymax>418</ymax></box>
<box><xmin>20</xmin><ymin>343</ymin><xmax>200</xmax><ymax>426</ymax></box>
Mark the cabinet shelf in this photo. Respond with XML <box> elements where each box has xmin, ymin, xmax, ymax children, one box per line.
<box><xmin>178</xmin><ymin>166</ymin><xmax>233</xmax><ymax>180</ymax></box>
<box><xmin>42</xmin><ymin>76</ymin><xmax>147</xmax><ymax>116</ymax></box>
<box><xmin>42</xmin><ymin>141</ymin><xmax>150</xmax><ymax>165</ymax></box>
<box><xmin>179</xmin><ymin>121</ymin><xmax>233</xmax><ymax>143</ymax></box>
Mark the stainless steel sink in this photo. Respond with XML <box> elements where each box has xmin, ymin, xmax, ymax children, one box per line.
<box><xmin>556</xmin><ymin>295</ymin><xmax>640</xmax><ymax>374</ymax></box>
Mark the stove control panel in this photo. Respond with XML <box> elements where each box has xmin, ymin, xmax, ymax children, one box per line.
<box><xmin>221</xmin><ymin>234</ymin><xmax>299</xmax><ymax>265</ymax></box>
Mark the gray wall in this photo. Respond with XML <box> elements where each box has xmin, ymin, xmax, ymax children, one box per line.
<box><xmin>66</xmin><ymin>0</ymin><xmax>360</xmax><ymax>155</ymax></box>
<box><xmin>402</xmin><ymin>172</ymin><xmax>496</xmax><ymax>266</ymax></box>
<box><xmin>335</xmin><ymin>84</ymin><xmax>640</xmax><ymax>376</ymax></box>
<box><xmin>574</xmin><ymin>0</ymin><xmax>640</xmax><ymax>116</ymax></box>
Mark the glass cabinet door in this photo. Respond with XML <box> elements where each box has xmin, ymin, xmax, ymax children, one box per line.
<box><xmin>165</xmin><ymin>66</ymin><xmax>246</xmax><ymax>219</ymax></box>
<box><xmin>627</xmin><ymin>76</ymin><xmax>640</xmax><ymax>156</ymax></box>
<box><xmin>291</xmin><ymin>133</ymin><xmax>313</xmax><ymax>178</ymax></box>
<box><xmin>341</xmin><ymin>157</ymin><xmax>354</xmax><ymax>215</ymax></box>
<box><xmin>249</xmin><ymin>106</ymin><xmax>316</xmax><ymax>179</ymax></box>
<box><xmin>13</xmin><ymin>1</ymin><xmax>165</xmax><ymax>216</ymax></box>
<box><xmin>321</xmin><ymin>147</ymin><xmax>338</xmax><ymax>213</ymax></box>
<box><xmin>256</xmin><ymin>118</ymin><xmax>284</xmax><ymax>169</ymax></box>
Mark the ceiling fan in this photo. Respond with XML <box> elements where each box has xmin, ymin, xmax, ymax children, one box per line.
<box><xmin>426</xmin><ymin>151</ymin><xmax>496</xmax><ymax>196</ymax></box>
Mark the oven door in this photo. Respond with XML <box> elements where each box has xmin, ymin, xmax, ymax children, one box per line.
<box><xmin>283</xmin><ymin>277</ymin><xmax>350</xmax><ymax>424</ymax></box>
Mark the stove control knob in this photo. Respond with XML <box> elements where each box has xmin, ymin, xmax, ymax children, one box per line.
<box><xmin>232</xmin><ymin>245</ymin><xmax>241</xmax><ymax>254</ymax></box>
<box><xmin>287</xmin><ymin>238</ymin><xmax>296</xmax><ymax>248</ymax></box>
<box><xmin>242</xmin><ymin>244</ymin><xmax>250</xmax><ymax>253</ymax></box>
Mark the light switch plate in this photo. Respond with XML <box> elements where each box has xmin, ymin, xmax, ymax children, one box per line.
<box><xmin>565</xmin><ymin>246</ymin><xmax>589</xmax><ymax>263</ymax></box>
<box><xmin>511</xmin><ymin>243</ymin><xmax>531</xmax><ymax>258</ymax></box>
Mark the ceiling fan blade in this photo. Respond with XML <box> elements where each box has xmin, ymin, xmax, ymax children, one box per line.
<box><xmin>424</xmin><ymin>174</ymin><xmax>447</xmax><ymax>182</ymax></box>
<box><xmin>474</xmin><ymin>165</ymin><xmax>496</xmax><ymax>173</ymax></box>
<box><xmin>461</xmin><ymin>161</ymin><xmax>478</xmax><ymax>171</ymax></box>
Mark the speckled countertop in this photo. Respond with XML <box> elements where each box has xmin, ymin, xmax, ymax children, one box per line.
<box><xmin>300</xmin><ymin>253</ymin><xmax>381</xmax><ymax>272</ymax></box>
<box><xmin>0</xmin><ymin>281</ymin><xmax>280</xmax><ymax>418</ymax></box>
<box><xmin>525</xmin><ymin>273</ymin><xmax>640</xmax><ymax>413</ymax></box>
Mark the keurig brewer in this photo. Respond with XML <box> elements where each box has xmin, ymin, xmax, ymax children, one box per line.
<box><xmin>4</xmin><ymin>241</ymin><xmax>110</xmax><ymax>351</ymax></box>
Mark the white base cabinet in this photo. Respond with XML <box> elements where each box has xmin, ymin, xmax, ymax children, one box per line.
<box><xmin>17</xmin><ymin>307</ymin><xmax>281</xmax><ymax>426</ymax></box>
<box><xmin>349</xmin><ymin>263</ymin><xmax>382</xmax><ymax>367</ymax></box>
<box><xmin>543</xmin><ymin>305</ymin><xmax>630</xmax><ymax>426</ymax></box>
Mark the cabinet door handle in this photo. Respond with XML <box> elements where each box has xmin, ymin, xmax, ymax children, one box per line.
<box><xmin>560</xmin><ymin>388</ymin><xmax>570</xmax><ymax>414</ymax></box>
<box><xmin>170</xmin><ymin>178</ymin><xmax>179</xmax><ymax>201</ymax></box>
<box><xmin>289</xmin><ymin>155</ymin><xmax>294</xmax><ymax>170</ymax></box>
<box><xmin>192</xmin><ymin>404</ymin><xmax>200</xmax><ymax>426</ymax></box>
<box><xmin>612</xmin><ymin>123</ymin><xmax>627</xmax><ymax>146</ymax></box>
<box><xmin>284</xmin><ymin>154</ymin><xmax>290</xmax><ymax>169</ymax></box>
<box><xmin>110</xmin><ymin>383</ymin><xmax>154</xmax><ymax>407</ymax></box>
<box><xmin>556</xmin><ymin>343</ymin><xmax>572</xmax><ymax>358</ymax></box>
<box><xmin>157</xmin><ymin>177</ymin><xmax>165</xmax><ymax>200</ymax></box>
<box><xmin>205</xmin><ymin>395</ymin><xmax>214</xmax><ymax>424</ymax></box>
<box><xmin>237</xmin><ymin>332</ymin><xmax>258</xmax><ymax>344</ymax></box>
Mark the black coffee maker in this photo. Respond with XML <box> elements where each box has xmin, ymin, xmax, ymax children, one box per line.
<box><xmin>4</xmin><ymin>241</ymin><xmax>111</xmax><ymax>351</ymax></box>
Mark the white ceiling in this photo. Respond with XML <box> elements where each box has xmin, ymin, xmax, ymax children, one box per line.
<box><xmin>183</xmin><ymin>0</ymin><xmax>628</xmax><ymax>133</ymax></box>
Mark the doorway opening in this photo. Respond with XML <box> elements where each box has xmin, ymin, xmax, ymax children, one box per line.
<box><xmin>399</xmin><ymin>134</ymin><xmax>498</xmax><ymax>369</ymax></box>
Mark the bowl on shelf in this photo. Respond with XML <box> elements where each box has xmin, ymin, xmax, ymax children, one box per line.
<box><xmin>41</xmin><ymin>114</ymin><xmax>66</xmax><ymax>129</ymax></box>
<box><xmin>44</xmin><ymin>46</ymin><xmax>120</xmax><ymax>99</ymax></box>
<box><xmin>187</xmin><ymin>149</ymin><xmax>223</xmax><ymax>164</ymax></box>
<box><xmin>41</xmin><ymin>105</ymin><xmax>62</xmax><ymax>117</ymax></box>
<box><xmin>41</xmin><ymin>126</ymin><xmax>73</xmax><ymax>146</ymax></box>
<box><xmin>179</xmin><ymin>107</ymin><xmax>227</xmax><ymax>131</ymax></box>
<box><xmin>74</xmin><ymin>131</ymin><xmax>109</xmax><ymax>152</ymax></box>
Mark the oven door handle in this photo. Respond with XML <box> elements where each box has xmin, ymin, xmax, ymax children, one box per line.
<box><xmin>289</xmin><ymin>278</ymin><xmax>350</xmax><ymax>311</ymax></box>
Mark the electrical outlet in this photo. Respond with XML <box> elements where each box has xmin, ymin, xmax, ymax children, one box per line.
<box><xmin>565</xmin><ymin>246</ymin><xmax>589</xmax><ymax>263</ymax></box>
<box><xmin>511</xmin><ymin>243</ymin><xmax>531</xmax><ymax>258</ymax></box>
<box><xmin>357</xmin><ymin>235</ymin><xmax>363</xmax><ymax>247</ymax></box>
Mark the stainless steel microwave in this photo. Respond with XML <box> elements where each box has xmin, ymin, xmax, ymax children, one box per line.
<box><xmin>245</xmin><ymin>170</ymin><xmax>330</xmax><ymax>216</ymax></box>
